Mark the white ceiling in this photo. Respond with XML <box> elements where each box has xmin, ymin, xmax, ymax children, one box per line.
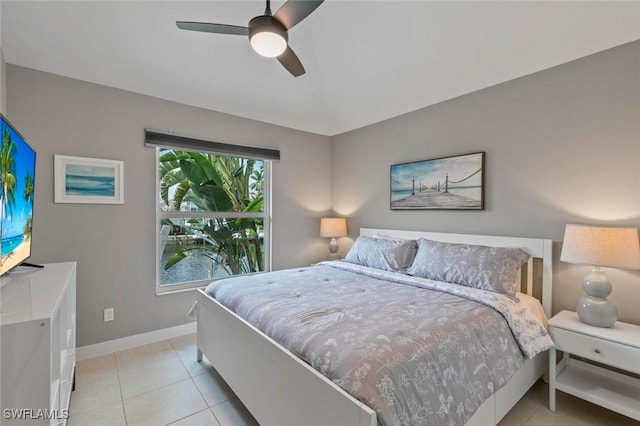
<box><xmin>2</xmin><ymin>1</ymin><xmax>639</xmax><ymax>136</ymax></box>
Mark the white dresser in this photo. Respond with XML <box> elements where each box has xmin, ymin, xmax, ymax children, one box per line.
<box><xmin>1</xmin><ymin>262</ymin><xmax>77</xmax><ymax>425</ymax></box>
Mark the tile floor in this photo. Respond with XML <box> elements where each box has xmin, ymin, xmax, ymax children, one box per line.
<box><xmin>69</xmin><ymin>334</ymin><xmax>258</xmax><ymax>426</ymax></box>
<box><xmin>497</xmin><ymin>379</ymin><xmax>638</xmax><ymax>426</ymax></box>
<box><xmin>69</xmin><ymin>334</ymin><xmax>638</xmax><ymax>426</ymax></box>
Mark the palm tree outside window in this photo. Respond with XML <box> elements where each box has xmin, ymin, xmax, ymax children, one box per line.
<box><xmin>155</xmin><ymin>148</ymin><xmax>270</xmax><ymax>293</ymax></box>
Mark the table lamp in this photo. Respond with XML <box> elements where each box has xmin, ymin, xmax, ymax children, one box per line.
<box><xmin>560</xmin><ymin>224</ymin><xmax>640</xmax><ymax>328</ymax></box>
<box><xmin>320</xmin><ymin>218</ymin><xmax>347</xmax><ymax>260</ymax></box>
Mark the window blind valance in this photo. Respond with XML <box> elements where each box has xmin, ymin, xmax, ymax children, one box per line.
<box><xmin>144</xmin><ymin>129</ymin><xmax>280</xmax><ymax>161</ymax></box>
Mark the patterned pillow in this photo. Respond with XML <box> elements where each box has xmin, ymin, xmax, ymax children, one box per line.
<box><xmin>344</xmin><ymin>236</ymin><xmax>417</xmax><ymax>272</ymax></box>
<box><xmin>407</xmin><ymin>238</ymin><xmax>530</xmax><ymax>297</ymax></box>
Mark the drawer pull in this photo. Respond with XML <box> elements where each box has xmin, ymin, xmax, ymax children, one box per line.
<box><xmin>594</xmin><ymin>348</ymin><xmax>601</xmax><ymax>354</ymax></box>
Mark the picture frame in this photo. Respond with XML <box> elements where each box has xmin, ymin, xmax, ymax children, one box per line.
<box><xmin>54</xmin><ymin>155</ymin><xmax>124</xmax><ymax>204</ymax></box>
<box><xmin>390</xmin><ymin>152</ymin><xmax>484</xmax><ymax>210</ymax></box>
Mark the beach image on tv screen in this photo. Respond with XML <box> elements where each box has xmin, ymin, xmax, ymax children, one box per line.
<box><xmin>0</xmin><ymin>119</ymin><xmax>36</xmax><ymax>275</ymax></box>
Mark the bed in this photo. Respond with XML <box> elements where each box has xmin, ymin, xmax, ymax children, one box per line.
<box><xmin>196</xmin><ymin>228</ymin><xmax>553</xmax><ymax>425</ymax></box>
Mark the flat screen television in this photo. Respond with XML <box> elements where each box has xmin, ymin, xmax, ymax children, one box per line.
<box><xmin>0</xmin><ymin>114</ymin><xmax>36</xmax><ymax>276</ymax></box>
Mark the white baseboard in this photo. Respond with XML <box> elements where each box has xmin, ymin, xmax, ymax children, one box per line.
<box><xmin>77</xmin><ymin>322</ymin><xmax>197</xmax><ymax>360</ymax></box>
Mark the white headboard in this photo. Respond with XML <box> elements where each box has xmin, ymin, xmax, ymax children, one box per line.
<box><xmin>360</xmin><ymin>228</ymin><xmax>553</xmax><ymax>316</ymax></box>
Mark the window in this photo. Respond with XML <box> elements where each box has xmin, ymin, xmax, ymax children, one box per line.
<box><xmin>147</xmin><ymin>130</ymin><xmax>277</xmax><ymax>294</ymax></box>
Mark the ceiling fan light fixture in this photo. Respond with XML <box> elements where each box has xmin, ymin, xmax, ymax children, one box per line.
<box><xmin>176</xmin><ymin>0</ymin><xmax>324</xmax><ymax>76</ymax></box>
<box><xmin>251</xmin><ymin>31</ymin><xmax>287</xmax><ymax>57</ymax></box>
<box><xmin>249</xmin><ymin>15</ymin><xmax>288</xmax><ymax>58</ymax></box>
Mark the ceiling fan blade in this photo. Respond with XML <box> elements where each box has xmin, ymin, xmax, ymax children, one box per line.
<box><xmin>274</xmin><ymin>0</ymin><xmax>324</xmax><ymax>30</ymax></box>
<box><xmin>176</xmin><ymin>21</ymin><xmax>249</xmax><ymax>36</ymax></box>
<box><xmin>277</xmin><ymin>46</ymin><xmax>305</xmax><ymax>77</ymax></box>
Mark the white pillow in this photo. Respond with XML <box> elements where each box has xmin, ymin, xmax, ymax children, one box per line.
<box><xmin>517</xmin><ymin>292</ymin><xmax>549</xmax><ymax>330</ymax></box>
<box><xmin>371</xmin><ymin>233</ymin><xmax>393</xmax><ymax>239</ymax></box>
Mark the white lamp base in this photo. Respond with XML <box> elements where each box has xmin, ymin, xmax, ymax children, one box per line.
<box><xmin>576</xmin><ymin>267</ymin><xmax>617</xmax><ymax>328</ymax></box>
<box><xmin>327</xmin><ymin>237</ymin><xmax>340</xmax><ymax>261</ymax></box>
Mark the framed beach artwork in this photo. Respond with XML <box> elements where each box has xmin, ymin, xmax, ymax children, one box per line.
<box><xmin>54</xmin><ymin>155</ymin><xmax>124</xmax><ymax>204</ymax></box>
<box><xmin>390</xmin><ymin>152</ymin><xmax>484</xmax><ymax>210</ymax></box>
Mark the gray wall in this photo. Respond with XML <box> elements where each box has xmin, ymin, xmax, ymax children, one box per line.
<box><xmin>332</xmin><ymin>41</ymin><xmax>640</xmax><ymax>324</ymax></box>
<box><xmin>0</xmin><ymin>1</ymin><xmax>4</xmax><ymax>115</ymax></box>
<box><xmin>0</xmin><ymin>51</ymin><xmax>6</xmax><ymax>115</ymax></box>
<box><xmin>7</xmin><ymin>66</ymin><xmax>332</xmax><ymax>346</ymax></box>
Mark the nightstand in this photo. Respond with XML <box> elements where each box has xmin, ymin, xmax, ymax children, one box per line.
<box><xmin>548</xmin><ymin>310</ymin><xmax>640</xmax><ymax>421</ymax></box>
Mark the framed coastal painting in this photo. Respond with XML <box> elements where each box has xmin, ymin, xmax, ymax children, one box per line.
<box><xmin>54</xmin><ymin>155</ymin><xmax>124</xmax><ymax>204</ymax></box>
<box><xmin>390</xmin><ymin>152</ymin><xmax>484</xmax><ymax>210</ymax></box>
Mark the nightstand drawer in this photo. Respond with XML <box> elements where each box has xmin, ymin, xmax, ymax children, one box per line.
<box><xmin>551</xmin><ymin>327</ymin><xmax>640</xmax><ymax>375</ymax></box>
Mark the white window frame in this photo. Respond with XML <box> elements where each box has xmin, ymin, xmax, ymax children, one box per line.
<box><xmin>154</xmin><ymin>148</ymin><xmax>272</xmax><ymax>295</ymax></box>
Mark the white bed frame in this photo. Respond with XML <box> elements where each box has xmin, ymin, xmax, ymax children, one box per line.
<box><xmin>196</xmin><ymin>228</ymin><xmax>553</xmax><ymax>426</ymax></box>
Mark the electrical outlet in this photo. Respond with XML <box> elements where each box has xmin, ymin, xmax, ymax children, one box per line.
<box><xmin>104</xmin><ymin>308</ymin><xmax>114</xmax><ymax>322</ymax></box>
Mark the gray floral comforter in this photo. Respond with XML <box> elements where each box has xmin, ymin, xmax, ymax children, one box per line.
<box><xmin>205</xmin><ymin>262</ymin><xmax>553</xmax><ymax>426</ymax></box>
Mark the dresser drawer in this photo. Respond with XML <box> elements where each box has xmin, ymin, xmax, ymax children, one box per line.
<box><xmin>551</xmin><ymin>327</ymin><xmax>640</xmax><ymax>375</ymax></box>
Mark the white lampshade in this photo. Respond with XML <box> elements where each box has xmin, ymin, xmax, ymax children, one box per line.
<box><xmin>320</xmin><ymin>218</ymin><xmax>347</xmax><ymax>238</ymax></box>
<box><xmin>250</xmin><ymin>31</ymin><xmax>287</xmax><ymax>57</ymax></box>
<box><xmin>560</xmin><ymin>224</ymin><xmax>640</xmax><ymax>269</ymax></box>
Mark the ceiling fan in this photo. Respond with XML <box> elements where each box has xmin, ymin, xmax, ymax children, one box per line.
<box><xmin>176</xmin><ymin>0</ymin><xmax>324</xmax><ymax>77</ymax></box>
